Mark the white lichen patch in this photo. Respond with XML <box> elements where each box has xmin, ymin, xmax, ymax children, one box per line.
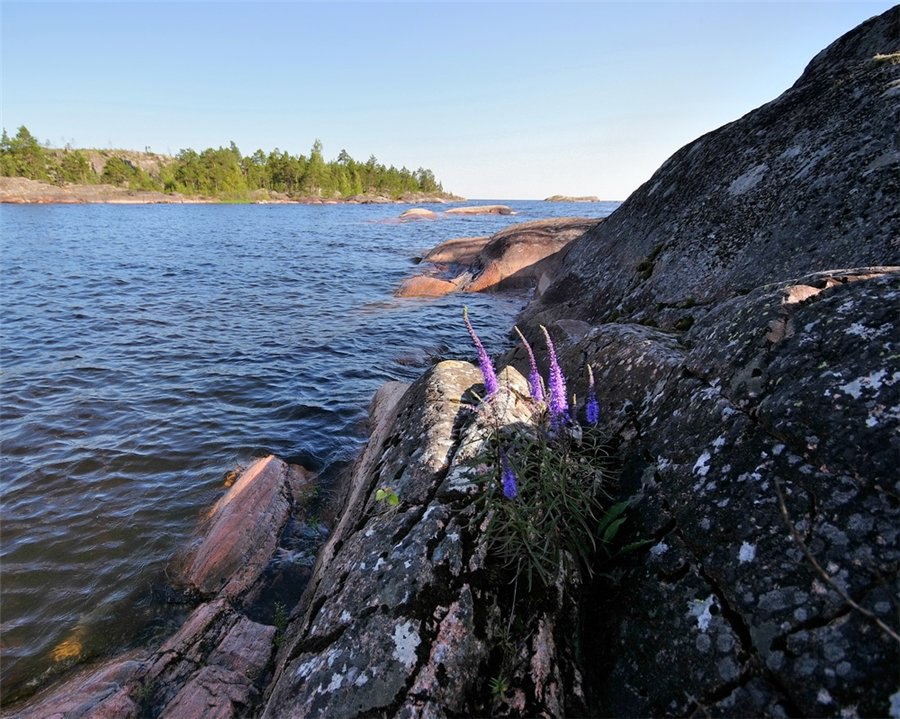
<box><xmin>845</xmin><ymin>321</ymin><xmax>891</xmax><ymax>340</ymax></box>
<box><xmin>738</xmin><ymin>542</ymin><xmax>757</xmax><ymax>563</ymax></box>
<box><xmin>889</xmin><ymin>688</ymin><xmax>900</xmax><ymax>719</ymax></box>
<box><xmin>326</xmin><ymin>672</ymin><xmax>343</xmax><ymax>692</ymax></box>
<box><xmin>688</xmin><ymin>596</ymin><xmax>716</xmax><ymax>632</ymax></box>
<box><xmin>693</xmin><ymin>451</ymin><xmax>712</xmax><ymax>477</ymax></box>
<box><xmin>295</xmin><ymin>657</ymin><xmax>321</xmax><ymax>680</ymax></box>
<box><xmin>839</xmin><ymin>369</ymin><xmax>896</xmax><ymax>399</ymax></box>
<box><xmin>649</xmin><ymin>542</ymin><xmax>670</xmax><ymax>558</ymax></box>
<box><xmin>728</xmin><ymin>163</ymin><xmax>768</xmax><ymax>196</ymax></box>
<box><xmin>392</xmin><ymin>620</ymin><xmax>421</xmax><ymax>670</ymax></box>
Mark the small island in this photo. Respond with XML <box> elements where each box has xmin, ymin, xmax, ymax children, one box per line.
<box><xmin>543</xmin><ymin>194</ymin><xmax>603</xmax><ymax>202</ymax></box>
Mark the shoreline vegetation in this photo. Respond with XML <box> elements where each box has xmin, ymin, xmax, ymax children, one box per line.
<box><xmin>0</xmin><ymin>125</ymin><xmax>461</xmax><ymax>204</ymax></box>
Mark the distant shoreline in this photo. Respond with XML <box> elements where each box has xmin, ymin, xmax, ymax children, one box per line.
<box><xmin>0</xmin><ymin>176</ymin><xmax>461</xmax><ymax>206</ymax></box>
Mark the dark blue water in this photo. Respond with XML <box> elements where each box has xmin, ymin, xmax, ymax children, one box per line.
<box><xmin>0</xmin><ymin>199</ymin><xmax>618</xmax><ymax>700</ymax></box>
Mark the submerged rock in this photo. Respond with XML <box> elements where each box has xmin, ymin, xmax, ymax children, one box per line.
<box><xmin>444</xmin><ymin>204</ymin><xmax>514</xmax><ymax>215</ymax></box>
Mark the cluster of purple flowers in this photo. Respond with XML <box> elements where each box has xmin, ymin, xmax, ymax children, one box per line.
<box><xmin>464</xmin><ymin>309</ymin><xmax>601</xmax><ymax>501</ymax></box>
<box><xmin>463</xmin><ymin>307</ymin><xmax>500</xmax><ymax>398</ymax></box>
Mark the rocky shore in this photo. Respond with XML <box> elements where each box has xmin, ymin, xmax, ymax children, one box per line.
<box><xmin>0</xmin><ymin>176</ymin><xmax>460</xmax><ymax>205</ymax></box>
<box><xmin>395</xmin><ymin>217</ymin><xmax>601</xmax><ymax>297</ymax></box>
<box><xmin>4</xmin><ymin>8</ymin><xmax>898</xmax><ymax>718</ymax></box>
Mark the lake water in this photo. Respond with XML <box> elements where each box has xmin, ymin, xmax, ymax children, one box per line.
<box><xmin>0</xmin><ymin>199</ymin><xmax>618</xmax><ymax>702</ymax></box>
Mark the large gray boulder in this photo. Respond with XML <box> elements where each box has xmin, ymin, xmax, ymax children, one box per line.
<box><xmin>500</xmin><ymin>8</ymin><xmax>900</xmax><ymax>716</ymax></box>
<box><xmin>521</xmin><ymin>268</ymin><xmax>899</xmax><ymax>716</ymax></box>
<box><xmin>520</xmin><ymin>10</ymin><xmax>899</xmax><ymax>334</ymax></box>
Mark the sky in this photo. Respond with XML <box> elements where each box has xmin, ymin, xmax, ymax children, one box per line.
<box><xmin>1</xmin><ymin>1</ymin><xmax>896</xmax><ymax>200</ymax></box>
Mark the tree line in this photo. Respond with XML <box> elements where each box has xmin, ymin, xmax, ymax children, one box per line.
<box><xmin>0</xmin><ymin>126</ymin><xmax>447</xmax><ymax>200</ymax></box>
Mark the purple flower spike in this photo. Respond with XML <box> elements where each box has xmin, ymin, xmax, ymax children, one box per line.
<box><xmin>514</xmin><ymin>326</ymin><xmax>544</xmax><ymax>404</ymax></box>
<box><xmin>500</xmin><ymin>449</ymin><xmax>518</xmax><ymax>500</ymax></box>
<box><xmin>586</xmin><ymin>364</ymin><xmax>600</xmax><ymax>425</ymax></box>
<box><xmin>541</xmin><ymin>325</ymin><xmax>569</xmax><ymax>422</ymax></box>
<box><xmin>464</xmin><ymin>307</ymin><xmax>499</xmax><ymax>398</ymax></box>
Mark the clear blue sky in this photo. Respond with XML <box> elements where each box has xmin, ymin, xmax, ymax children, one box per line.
<box><xmin>1</xmin><ymin>1</ymin><xmax>895</xmax><ymax>199</ymax></box>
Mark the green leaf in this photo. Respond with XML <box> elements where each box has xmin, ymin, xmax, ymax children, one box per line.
<box><xmin>617</xmin><ymin>539</ymin><xmax>653</xmax><ymax>554</ymax></box>
<box><xmin>387</xmin><ymin>492</ymin><xmax>399</xmax><ymax>506</ymax></box>
<box><xmin>603</xmin><ymin>516</ymin><xmax>627</xmax><ymax>544</ymax></box>
<box><xmin>597</xmin><ymin>502</ymin><xmax>628</xmax><ymax>535</ymax></box>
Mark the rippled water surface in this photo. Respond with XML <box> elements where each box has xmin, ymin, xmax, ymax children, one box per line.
<box><xmin>0</xmin><ymin>200</ymin><xmax>618</xmax><ymax>700</ymax></box>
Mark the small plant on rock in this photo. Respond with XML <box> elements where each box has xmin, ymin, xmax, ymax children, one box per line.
<box><xmin>463</xmin><ymin>309</ymin><xmax>625</xmax><ymax>591</ymax></box>
<box><xmin>375</xmin><ymin>485</ymin><xmax>400</xmax><ymax>507</ymax></box>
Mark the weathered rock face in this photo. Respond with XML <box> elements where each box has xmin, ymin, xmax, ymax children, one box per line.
<box><xmin>421</xmin><ymin>234</ymin><xmax>491</xmax><ymax>265</ymax></box>
<box><xmin>521</xmin><ymin>10</ymin><xmax>900</xmax><ymax>334</ymax></box>
<box><xmin>396</xmin><ymin>217</ymin><xmax>600</xmax><ymax>297</ymax></box>
<box><xmin>499</xmin><ymin>9</ymin><xmax>900</xmax><ymax>717</ymax></box>
<box><xmin>262</xmin><ymin>362</ymin><xmax>585</xmax><ymax>718</ymax></box>
<box><xmin>516</xmin><ymin>268</ymin><xmax>899</xmax><ymax>717</ymax></box>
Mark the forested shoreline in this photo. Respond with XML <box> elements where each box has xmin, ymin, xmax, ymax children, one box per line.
<box><xmin>0</xmin><ymin>126</ymin><xmax>452</xmax><ymax>201</ymax></box>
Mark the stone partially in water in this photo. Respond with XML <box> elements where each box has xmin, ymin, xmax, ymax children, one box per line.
<box><xmin>396</xmin><ymin>217</ymin><xmax>601</xmax><ymax>297</ymax></box>
<box><xmin>177</xmin><ymin>455</ymin><xmax>315</xmax><ymax>599</ymax></box>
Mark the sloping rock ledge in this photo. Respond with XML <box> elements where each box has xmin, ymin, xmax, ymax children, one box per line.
<box><xmin>396</xmin><ymin>216</ymin><xmax>601</xmax><ymax>297</ymax></box>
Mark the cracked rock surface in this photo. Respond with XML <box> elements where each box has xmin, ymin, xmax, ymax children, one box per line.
<box><xmin>529</xmin><ymin>269</ymin><xmax>899</xmax><ymax>716</ymax></box>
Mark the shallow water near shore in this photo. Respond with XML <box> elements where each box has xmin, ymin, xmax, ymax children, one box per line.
<box><xmin>0</xmin><ymin>199</ymin><xmax>618</xmax><ymax>702</ymax></box>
